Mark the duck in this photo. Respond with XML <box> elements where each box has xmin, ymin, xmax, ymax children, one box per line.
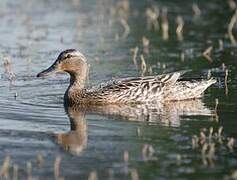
<box><xmin>37</xmin><ymin>49</ymin><xmax>216</xmax><ymax>105</ymax></box>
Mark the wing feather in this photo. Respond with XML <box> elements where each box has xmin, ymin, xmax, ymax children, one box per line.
<box><xmin>88</xmin><ymin>70</ymin><xmax>189</xmax><ymax>102</ymax></box>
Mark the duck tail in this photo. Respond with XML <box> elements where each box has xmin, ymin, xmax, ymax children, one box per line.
<box><xmin>205</xmin><ymin>77</ymin><xmax>217</xmax><ymax>87</ymax></box>
<box><xmin>194</xmin><ymin>77</ymin><xmax>216</xmax><ymax>98</ymax></box>
<box><xmin>164</xmin><ymin>77</ymin><xmax>216</xmax><ymax>101</ymax></box>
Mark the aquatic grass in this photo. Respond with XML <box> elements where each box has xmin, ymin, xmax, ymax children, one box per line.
<box><xmin>26</xmin><ymin>161</ymin><xmax>37</xmax><ymax>180</ymax></box>
<box><xmin>176</xmin><ymin>154</ymin><xmax>181</xmax><ymax>166</ymax></box>
<box><xmin>192</xmin><ymin>3</ymin><xmax>201</xmax><ymax>18</ymax></box>
<box><xmin>215</xmin><ymin>98</ymin><xmax>219</xmax><ymax>114</ymax></box>
<box><xmin>130</xmin><ymin>168</ymin><xmax>139</xmax><ymax>180</ymax></box>
<box><xmin>202</xmin><ymin>46</ymin><xmax>213</xmax><ymax>62</ymax></box>
<box><xmin>26</xmin><ymin>161</ymin><xmax>32</xmax><ymax>177</ymax></box>
<box><xmin>214</xmin><ymin>98</ymin><xmax>219</xmax><ymax>122</ymax></box>
<box><xmin>13</xmin><ymin>164</ymin><xmax>18</xmax><ymax>180</ymax></box>
<box><xmin>232</xmin><ymin>170</ymin><xmax>237</xmax><ymax>180</ymax></box>
<box><xmin>136</xmin><ymin>127</ymin><xmax>141</xmax><ymax>137</ymax></box>
<box><xmin>108</xmin><ymin>169</ymin><xmax>114</xmax><ymax>180</ymax></box>
<box><xmin>120</xmin><ymin>18</ymin><xmax>130</xmax><ymax>39</ymax></box>
<box><xmin>26</xmin><ymin>58</ymin><xmax>32</xmax><ymax>77</ymax></box>
<box><xmin>130</xmin><ymin>46</ymin><xmax>139</xmax><ymax>68</ymax></box>
<box><xmin>161</xmin><ymin>7</ymin><xmax>169</xmax><ymax>41</ymax></box>
<box><xmin>148</xmin><ymin>66</ymin><xmax>153</xmax><ymax>75</ymax></box>
<box><xmin>207</xmin><ymin>69</ymin><xmax>211</xmax><ymax>79</ymax></box>
<box><xmin>180</xmin><ymin>52</ymin><xmax>185</xmax><ymax>62</ymax></box>
<box><xmin>123</xmin><ymin>150</ymin><xmax>129</xmax><ymax>163</ymax></box>
<box><xmin>110</xmin><ymin>0</ymin><xmax>130</xmax><ymax>40</ymax></box>
<box><xmin>227</xmin><ymin>137</ymin><xmax>235</xmax><ymax>152</ymax></box>
<box><xmin>140</xmin><ymin>54</ymin><xmax>147</xmax><ymax>76</ymax></box>
<box><xmin>225</xmin><ymin>69</ymin><xmax>229</xmax><ymax>96</ymax></box>
<box><xmin>192</xmin><ymin>126</ymin><xmax>235</xmax><ymax>167</ymax></box>
<box><xmin>228</xmin><ymin>9</ymin><xmax>237</xmax><ymax>46</ymax></box>
<box><xmin>145</xmin><ymin>6</ymin><xmax>159</xmax><ymax>31</ymax></box>
<box><xmin>36</xmin><ymin>154</ymin><xmax>44</xmax><ymax>168</ymax></box>
<box><xmin>142</xmin><ymin>144</ymin><xmax>156</xmax><ymax>161</ymax></box>
<box><xmin>3</xmin><ymin>57</ymin><xmax>16</xmax><ymax>84</ymax></box>
<box><xmin>88</xmin><ymin>170</ymin><xmax>98</xmax><ymax>180</ymax></box>
<box><xmin>176</xmin><ymin>16</ymin><xmax>184</xmax><ymax>42</ymax></box>
<box><xmin>228</xmin><ymin>0</ymin><xmax>237</xmax><ymax>10</ymax></box>
<box><xmin>0</xmin><ymin>155</ymin><xmax>10</xmax><ymax>180</ymax></box>
<box><xmin>142</xmin><ymin>36</ymin><xmax>149</xmax><ymax>48</ymax></box>
<box><xmin>54</xmin><ymin>156</ymin><xmax>63</xmax><ymax>180</ymax></box>
<box><xmin>218</xmin><ymin>39</ymin><xmax>224</xmax><ymax>51</ymax></box>
<box><xmin>14</xmin><ymin>92</ymin><xmax>18</xmax><ymax>99</ymax></box>
<box><xmin>142</xmin><ymin>36</ymin><xmax>150</xmax><ymax>54</ymax></box>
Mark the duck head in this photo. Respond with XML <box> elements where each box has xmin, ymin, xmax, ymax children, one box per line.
<box><xmin>37</xmin><ymin>49</ymin><xmax>88</xmax><ymax>79</ymax></box>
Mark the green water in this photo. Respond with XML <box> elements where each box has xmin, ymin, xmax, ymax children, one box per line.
<box><xmin>0</xmin><ymin>0</ymin><xmax>236</xmax><ymax>179</ymax></box>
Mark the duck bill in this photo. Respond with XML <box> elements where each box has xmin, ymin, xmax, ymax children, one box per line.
<box><xmin>37</xmin><ymin>65</ymin><xmax>58</xmax><ymax>78</ymax></box>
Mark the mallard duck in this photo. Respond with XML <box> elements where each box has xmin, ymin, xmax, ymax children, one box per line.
<box><xmin>37</xmin><ymin>49</ymin><xmax>216</xmax><ymax>105</ymax></box>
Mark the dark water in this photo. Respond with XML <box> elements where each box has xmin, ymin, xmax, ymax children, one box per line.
<box><xmin>0</xmin><ymin>0</ymin><xmax>236</xmax><ymax>179</ymax></box>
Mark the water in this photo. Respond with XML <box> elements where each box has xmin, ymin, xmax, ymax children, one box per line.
<box><xmin>0</xmin><ymin>0</ymin><xmax>236</xmax><ymax>179</ymax></box>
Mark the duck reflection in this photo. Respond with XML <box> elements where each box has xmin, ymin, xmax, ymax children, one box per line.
<box><xmin>86</xmin><ymin>99</ymin><xmax>214</xmax><ymax>126</ymax></box>
<box><xmin>56</xmin><ymin>106</ymin><xmax>87</xmax><ymax>155</ymax></box>
<box><xmin>56</xmin><ymin>99</ymin><xmax>215</xmax><ymax>155</ymax></box>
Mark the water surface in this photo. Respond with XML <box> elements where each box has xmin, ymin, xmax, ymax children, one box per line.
<box><xmin>0</xmin><ymin>0</ymin><xmax>236</xmax><ymax>179</ymax></box>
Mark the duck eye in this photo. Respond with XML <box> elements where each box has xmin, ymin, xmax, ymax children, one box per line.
<box><xmin>65</xmin><ymin>54</ymin><xmax>73</xmax><ymax>59</ymax></box>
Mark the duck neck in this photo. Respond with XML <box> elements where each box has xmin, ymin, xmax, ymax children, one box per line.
<box><xmin>64</xmin><ymin>67</ymin><xmax>88</xmax><ymax>104</ymax></box>
<box><xmin>69</xmin><ymin>73</ymin><xmax>86</xmax><ymax>89</ymax></box>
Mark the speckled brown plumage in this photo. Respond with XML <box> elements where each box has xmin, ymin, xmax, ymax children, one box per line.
<box><xmin>37</xmin><ymin>49</ymin><xmax>216</xmax><ymax>105</ymax></box>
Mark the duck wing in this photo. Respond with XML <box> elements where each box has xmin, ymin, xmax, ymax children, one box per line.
<box><xmin>100</xmin><ymin>70</ymin><xmax>188</xmax><ymax>91</ymax></box>
<box><xmin>88</xmin><ymin>71</ymin><xmax>188</xmax><ymax>103</ymax></box>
